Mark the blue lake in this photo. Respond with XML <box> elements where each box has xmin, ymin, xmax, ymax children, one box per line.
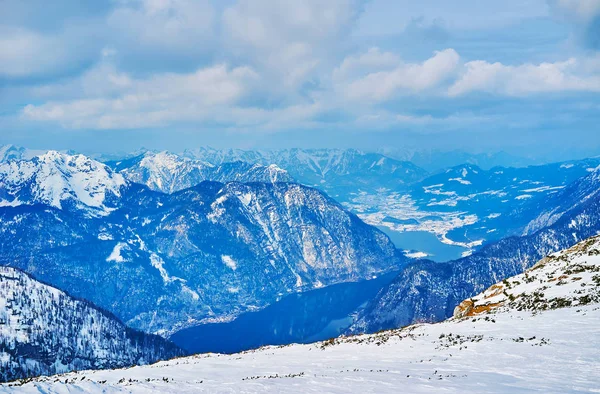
<box><xmin>376</xmin><ymin>226</ymin><xmax>467</xmax><ymax>262</ymax></box>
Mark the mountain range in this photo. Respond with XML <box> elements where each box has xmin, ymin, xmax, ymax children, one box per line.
<box><xmin>0</xmin><ymin>151</ymin><xmax>401</xmax><ymax>336</ymax></box>
<box><xmin>107</xmin><ymin>151</ymin><xmax>292</xmax><ymax>194</ymax></box>
<box><xmin>182</xmin><ymin>147</ymin><xmax>428</xmax><ymax>199</ymax></box>
<box><xmin>3</xmin><ymin>144</ymin><xmax>600</xmax><ymax>387</ymax></box>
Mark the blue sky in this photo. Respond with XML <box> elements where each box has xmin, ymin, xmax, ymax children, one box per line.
<box><xmin>1</xmin><ymin>0</ymin><xmax>600</xmax><ymax>159</ymax></box>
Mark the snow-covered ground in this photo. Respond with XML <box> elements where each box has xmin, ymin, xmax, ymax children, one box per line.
<box><xmin>3</xmin><ymin>304</ymin><xmax>598</xmax><ymax>393</ymax></box>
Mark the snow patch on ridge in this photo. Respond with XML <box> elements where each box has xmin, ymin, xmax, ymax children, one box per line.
<box><xmin>222</xmin><ymin>255</ymin><xmax>237</xmax><ymax>271</ymax></box>
<box><xmin>106</xmin><ymin>242</ymin><xmax>129</xmax><ymax>263</ymax></box>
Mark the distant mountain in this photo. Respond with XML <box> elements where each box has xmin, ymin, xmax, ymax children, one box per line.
<box><xmin>0</xmin><ymin>153</ymin><xmax>401</xmax><ymax>335</ymax></box>
<box><xmin>0</xmin><ymin>266</ymin><xmax>182</xmax><ymax>383</ymax></box>
<box><xmin>0</xmin><ymin>151</ymin><xmax>126</xmax><ymax>215</ymax></box>
<box><xmin>183</xmin><ymin>148</ymin><xmax>428</xmax><ymax>199</ymax></box>
<box><xmin>348</xmin><ymin>167</ymin><xmax>600</xmax><ymax>333</ymax></box>
<box><xmin>379</xmin><ymin>148</ymin><xmax>539</xmax><ymax>172</ymax></box>
<box><xmin>405</xmin><ymin>160</ymin><xmax>600</xmax><ymax>243</ymax></box>
<box><xmin>523</xmin><ymin>164</ymin><xmax>600</xmax><ymax>234</ymax></box>
<box><xmin>0</xmin><ymin>145</ymin><xmax>48</xmax><ymax>162</ymax></box>
<box><xmin>108</xmin><ymin>151</ymin><xmax>291</xmax><ymax>194</ymax></box>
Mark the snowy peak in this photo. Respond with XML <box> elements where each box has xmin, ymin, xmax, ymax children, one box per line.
<box><xmin>112</xmin><ymin>151</ymin><xmax>293</xmax><ymax>193</ymax></box>
<box><xmin>0</xmin><ymin>151</ymin><xmax>126</xmax><ymax>213</ymax></box>
<box><xmin>119</xmin><ymin>151</ymin><xmax>214</xmax><ymax>194</ymax></box>
<box><xmin>454</xmin><ymin>235</ymin><xmax>600</xmax><ymax>318</ymax></box>
<box><xmin>0</xmin><ymin>266</ymin><xmax>182</xmax><ymax>382</ymax></box>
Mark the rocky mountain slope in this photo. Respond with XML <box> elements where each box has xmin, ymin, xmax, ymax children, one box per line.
<box><xmin>108</xmin><ymin>151</ymin><xmax>291</xmax><ymax>194</ymax></box>
<box><xmin>4</xmin><ymin>238</ymin><xmax>598</xmax><ymax>392</ymax></box>
<box><xmin>453</xmin><ymin>234</ymin><xmax>600</xmax><ymax>318</ymax></box>
<box><xmin>0</xmin><ymin>153</ymin><xmax>401</xmax><ymax>335</ymax></box>
<box><xmin>349</xmin><ymin>168</ymin><xmax>600</xmax><ymax>333</ymax></box>
<box><xmin>0</xmin><ymin>267</ymin><xmax>182</xmax><ymax>383</ymax></box>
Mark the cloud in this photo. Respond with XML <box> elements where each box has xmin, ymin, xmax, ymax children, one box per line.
<box><xmin>449</xmin><ymin>57</ymin><xmax>600</xmax><ymax>96</ymax></box>
<box><xmin>335</xmin><ymin>48</ymin><xmax>460</xmax><ymax>102</ymax></box>
<box><xmin>22</xmin><ymin>64</ymin><xmax>260</xmax><ymax>129</ymax></box>
<box><xmin>351</xmin><ymin>110</ymin><xmax>495</xmax><ymax>131</ymax></box>
<box><xmin>222</xmin><ymin>0</ymin><xmax>365</xmax><ymax>90</ymax></box>
<box><xmin>107</xmin><ymin>0</ymin><xmax>215</xmax><ymax>58</ymax></box>
<box><xmin>549</xmin><ymin>0</ymin><xmax>600</xmax><ymax>49</ymax></box>
<box><xmin>551</xmin><ymin>0</ymin><xmax>600</xmax><ymax>20</ymax></box>
<box><xmin>0</xmin><ymin>26</ymin><xmax>100</xmax><ymax>79</ymax></box>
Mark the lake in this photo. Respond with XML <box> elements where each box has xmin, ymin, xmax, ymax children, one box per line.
<box><xmin>376</xmin><ymin>226</ymin><xmax>467</xmax><ymax>262</ymax></box>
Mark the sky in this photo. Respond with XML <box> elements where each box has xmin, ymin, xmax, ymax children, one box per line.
<box><xmin>1</xmin><ymin>0</ymin><xmax>600</xmax><ymax>159</ymax></box>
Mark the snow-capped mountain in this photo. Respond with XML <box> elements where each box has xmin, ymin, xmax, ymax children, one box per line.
<box><xmin>0</xmin><ymin>154</ymin><xmax>401</xmax><ymax>335</ymax></box>
<box><xmin>210</xmin><ymin>161</ymin><xmax>290</xmax><ymax>184</ymax></box>
<box><xmin>109</xmin><ymin>151</ymin><xmax>292</xmax><ymax>194</ymax></box>
<box><xmin>348</xmin><ymin>172</ymin><xmax>600</xmax><ymax>334</ymax></box>
<box><xmin>0</xmin><ymin>151</ymin><xmax>126</xmax><ymax>214</ymax></box>
<box><xmin>183</xmin><ymin>148</ymin><xmax>428</xmax><ymax>199</ymax></box>
<box><xmin>0</xmin><ymin>266</ymin><xmax>183</xmax><ymax>383</ymax></box>
<box><xmin>5</xmin><ymin>238</ymin><xmax>598</xmax><ymax>392</ymax></box>
<box><xmin>109</xmin><ymin>151</ymin><xmax>214</xmax><ymax>193</ymax></box>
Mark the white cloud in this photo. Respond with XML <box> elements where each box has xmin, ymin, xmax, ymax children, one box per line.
<box><xmin>222</xmin><ymin>0</ymin><xmax>364</xmax><ymax>90</ymax></box>
<box><xmin>335</xmin><ymin>49</ymin><xmax>460</xmax><ymax>102</ymax></box>
<box><xmin>0</xmin><ymin>26</ymin><xmax>99</xmax><ymax>78</ymax></box>
<box><xmin>353</xmin><ymin>111</ymin><xmax>494</xmax><ymax>131</ymax></box>
<box><xmin>22</xmin><ymin>64</ymin><xmax>259</xmax><ymax>129</ymax></box>
<box><xmin>550</xmin><ymin>0</ymin><xmax>600</xmax><ymax>21</ymax></box>
<box><xmin>107</xmin><ymin>0</ymin><xmax>215</xmax><ymax>51</ymax></box>
<box><xmin>333</xmin><ymin>47</ymin><xmax>401</xmax><ymax>81</ymax></box>
<box><xmin>449</xmin><ymin>57</ymin><xmax>600</xmax><ymax>96</ymax></box>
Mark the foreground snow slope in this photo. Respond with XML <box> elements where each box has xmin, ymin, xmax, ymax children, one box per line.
<box><xmin>4</xmin><ymin>235</ymin><xmax>600</xmax><ymax>392</ymax></box>
<box><xmin>2</xmin><ymin>305</ymin><xmax>597</xmax><ymax>393</ymax></box>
